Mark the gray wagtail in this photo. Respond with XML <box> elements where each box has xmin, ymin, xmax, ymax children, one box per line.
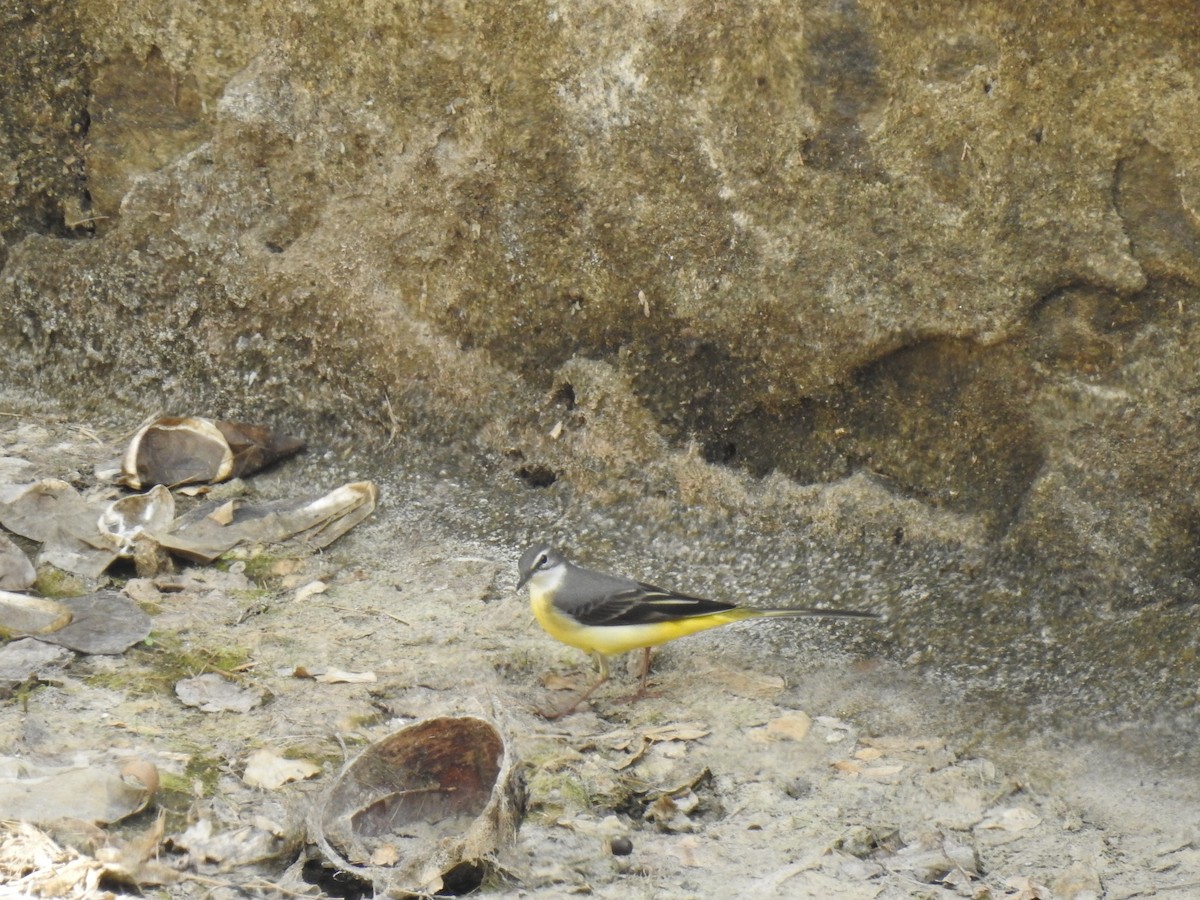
<box><xmin>517</xmin><ymin>543</ymin><xmax>880</xmax><ymax>717</ymax></box>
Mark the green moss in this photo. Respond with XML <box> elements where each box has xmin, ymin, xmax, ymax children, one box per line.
<box><xmin>342</xmin><ymin>709</ymin><xmax>388</xmax><ymax>732</ymax></box>
<box><xmin>84</xmin><ymin>633</ymin><xmax>252</xmax><ymax>696</ymax></box>
<box><xmin>33</xmin><ymin>567</ymin><xmax>91</xmax><ymax>598</ymax></box>
<box><xmin>156</xmin><ymin>752</ymin><xmax>226</xmax><ymax>830</ymax></box>
<box><xmin>524</xmin><ymin>766</ymin><xmax>593</xmax><ymax>818</ymax></box>
<box><xmin>215</xmin><ymin>548</ymin><xmax>295</xmax><ymax>586</ymax></box>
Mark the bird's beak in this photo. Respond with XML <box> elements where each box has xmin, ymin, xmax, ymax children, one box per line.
<box><xmin>516</xmin><ymin>571</ymin><xmax>530</xmax><ymax>591</ymax></box>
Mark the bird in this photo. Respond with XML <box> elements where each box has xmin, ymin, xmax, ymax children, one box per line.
<box><xmin>516</xmin><ymin>543</ymin><xmax>880</xmax><ymax>718</ymax></box>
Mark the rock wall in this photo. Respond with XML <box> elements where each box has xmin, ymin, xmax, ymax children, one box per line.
<box><xmin>2</xmin><ymin>1</ymin><xmax>1199</xmax><ymax>617</ymax></box>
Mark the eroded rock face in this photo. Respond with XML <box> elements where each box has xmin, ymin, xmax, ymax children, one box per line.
<box><xmin>1</xmin><ymin>3</ymin><xmax>1198</xmax><ymax>619</ymax></box>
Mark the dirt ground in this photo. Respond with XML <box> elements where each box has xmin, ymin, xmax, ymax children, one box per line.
<box><xmin>0</xmin><ymin>403</ymin><xmax>1197</xmax><ymax>899</ymax></box>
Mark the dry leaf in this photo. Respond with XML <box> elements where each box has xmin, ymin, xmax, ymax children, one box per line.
<box><xmin>860</xmin><ymin>735</ymin><xmax>947</xmax><ymax>754</ymax></box>
<box><xmin>643</xmin><ymin>722</ymin><xmax>711</xmax><ymax>743</ymax></box>
<box><xmin>294</xmin><ymin>580</ymin><xmax>328</xmax><ymax>603</ymax></box>
<box><xmin>978</xmin><ymin>806</ymin><xmax>1042</xmax><ymax>833</ymax></box>
<box><xmin>766</xmin><ymin>712</ymin><xmax>812</xmax><ymax>742</ymax></box>
<box><xmin>207</xmin><ymin>500</ymin><xmax>239</xmax><ymax>525</ymax></box>
<box><xmin>858</xmin><ymin>764</ymin><xmax>905</xmax><ymax>779</ymax></box>
<box><xmin>370</xmin><ymin>844</ymin><xmax>401</xmax><ymax>866</ymax></box>
<box><xmin>175</xmin><ymin>673</ymin><xmax>266</xmax><ymax>713</ymax></box>
<box><xmin>693</xmin><ymin>660</ymin><xmax>785</xmax><ymax>699</ymax></box>
<box><xmin>243</xmin><ymin>749</ymin><xmax>322</xmax><ymax>789</ymax></box>
<box><xmin>170</xmin><ymin>816</ymin><xmax>297</xmax><ymax>871</ymax></box>
<box><xmin>314</xmin><ymin>668</ymin><xmax>377</xmax><ymax>684</ymax></box>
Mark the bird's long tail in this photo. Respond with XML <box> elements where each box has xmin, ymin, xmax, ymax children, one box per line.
<box><xmin>747</xmin><ymin>607</ymin><xmax>881</xmax><ymax>620</ymax></box>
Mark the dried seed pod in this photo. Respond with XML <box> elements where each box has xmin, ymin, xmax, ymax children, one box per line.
<box><xmin>311</xmin><ymin>716</ymin><xmax>523</xmax><ymax>897</ymax></box>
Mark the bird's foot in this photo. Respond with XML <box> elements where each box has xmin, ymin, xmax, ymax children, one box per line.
<box><xmin>536</xmin><ymin>698</ymin><xmax>585</xmax><ymax>720</ymax></box>
<box><xmin>616</xmin><ymin>685</ymin><xmax>662</xmax><ymax>704</ymax></box>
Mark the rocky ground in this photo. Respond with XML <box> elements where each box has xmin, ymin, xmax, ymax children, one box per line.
<box><xmin>0</xmin><ymin>400</ymin><xmax>1197</xmax><ymax>899</ymax></box>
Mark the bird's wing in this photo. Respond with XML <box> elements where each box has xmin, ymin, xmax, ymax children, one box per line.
<box><xmin>560</xmin><ymin>575</ymin><xmax>737</xmax><ymax>627</ymax></box>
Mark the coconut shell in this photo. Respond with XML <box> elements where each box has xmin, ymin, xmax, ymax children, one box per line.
<box><xmin>310</xmin><ymin>715</ymin><xmax>523</xmax><ymax>897</ymax></box>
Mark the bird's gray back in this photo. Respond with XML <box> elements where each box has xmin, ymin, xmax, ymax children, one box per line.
<box><xmin>552</xmin><ymin>562</ymin><xmax>640</xmax><ymax>611</ymax></box>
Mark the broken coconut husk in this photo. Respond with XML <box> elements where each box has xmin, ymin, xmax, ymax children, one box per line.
<box><xmin>98</xmin><ymin>484</ymin><xmax>175</xmax><ymax>556</ymax></box>
<box><xmin>35</xmin><ymin>591</ymin><xmax>152</xmax><ymax>655</ymax></box>
<box><xmin>0</xmin><ymin>591</ymin><xmax>73</xmax><ymax>639</ymax></box>
<box><xmin>310</xmin><ymin>716</ymin><xmax>523</xmax><ymax>897</ymax></box>
<box><xmin>0</xmin><ymin>757</ymin><xmax>158</xmax><ymax>825</ymax></box>
<box><xmin>154</xmin><ymin>481</ymin><xmax>379</xmax><ymax>563</ymax></box>
<box><xmin>120</xmin><ymin>416</ymin><xmax>306</xmax><ymax>490</ymax></box>
<box><xmin>0</xmin><ymin>478</ymin><xmax>118</xmax><ymax>578</ymax></box>
<box><xmin>0</xmin><ymin>533</ymin><xmax>36</xmax><ymax>590</ymax></box>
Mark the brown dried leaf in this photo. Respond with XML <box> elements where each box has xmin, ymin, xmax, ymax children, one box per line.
<box><xmin>860</xmin><ymin>735</ymin><xmax>947</xmax><ymax>754</ymax></box>
<box><xmin>243</xmin><ymin>749</ymin><xmax>322</xmax><ymax>789</ymax></box>
<box><xmin>1003</xmin><ymin>875</ymin><xmax>1052</xmax><ymax>899</ymax></box>
<box><xmin>206</xmin><ymin>500</ymin><xmax>239</xmax><ymax>525</ymax></box>
<box><xmin>766</xmin><ymin>712</ymin><xmax>812</xmax><ymax>742</ymax></box>
<box><xmin>175</xmin><ymin>673</ymin><xmax>266</xmax><ymax>713</ymax></box>
<box><xmin>692</xmin><ymin>660</ymin><xmax>785</xmax><ymax>699</ymax></box>
<box><xmin>643</xmin><ymin>722</ymin><xmax>711</xmax><ymax>743</ymax></box>
<box><xmin>313</xmin><ymin>668</ymin><xmax>377</xmax><ymax>684</ymax></box>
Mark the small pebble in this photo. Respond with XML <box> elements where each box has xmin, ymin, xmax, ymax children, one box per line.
<box><xmin>610</xmin><ymin>836</ymin><xmax>634</xmax><ymax>856</ymax></box>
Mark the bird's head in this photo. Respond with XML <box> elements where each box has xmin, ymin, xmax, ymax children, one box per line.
<box><xmin>517</xmin><ymin>543</ymin><xmax>567</xmax><ymax>590</ymax></box>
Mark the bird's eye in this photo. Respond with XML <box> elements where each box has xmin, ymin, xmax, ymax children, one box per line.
<box><xmin>534</xmin><ymin>552</ymin><xmax>549</xmax><ymax>571</ymax></box>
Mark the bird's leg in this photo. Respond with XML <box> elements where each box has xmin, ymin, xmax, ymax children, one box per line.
<box><xmin>618</xmin><ymin>647</ymin><xmax>662</xmax><ymax>704</ymax></box>
<box><xmin>540</xmin><ymin>653</ymin><xmax>610</xmax><ymax>720</ymax></box>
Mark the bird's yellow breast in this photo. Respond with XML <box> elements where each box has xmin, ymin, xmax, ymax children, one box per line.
<box><xmin>530</xmin><ymin>583</ymin><xmax>748</xmax><ymax>657</ymax></box>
